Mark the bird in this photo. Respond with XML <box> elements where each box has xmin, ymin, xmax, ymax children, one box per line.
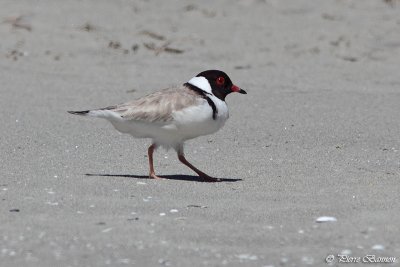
<box><xmin>68</xmin><ymin>70</ymin><xmax>246</xmax><ymax>182</ymax></box>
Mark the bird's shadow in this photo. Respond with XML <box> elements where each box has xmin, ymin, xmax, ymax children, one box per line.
<box><xmin>85</xmin><ymin>173</ymin><xmax>242</xmax><ymax>183</ymax></box>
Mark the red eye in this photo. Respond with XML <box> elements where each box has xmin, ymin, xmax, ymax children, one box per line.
<box><xmin>216</xmin><ymin>76</ymin><xmax>225</xmax><ymax>86</ymax></box>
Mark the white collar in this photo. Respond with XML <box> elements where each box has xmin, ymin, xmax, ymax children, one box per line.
<box><xmin>187</xmin><ymin>76</ymin><xmax>212</xmax><ymax>94</ymax></box>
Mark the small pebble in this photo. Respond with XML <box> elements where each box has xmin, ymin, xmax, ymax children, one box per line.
<box><xmin>280</xmin><ymin>257</ymin><xmax>289</xmax><ymax>264</ymax></box>
<box><xmin>371</xmin><ymin>244</ymin><xmax>385</xmax><ymax>251</ymax></box>
<box><xmin>38</xmin><ymin>232</ymin><xmax>46</xmax><ymax>238</ymax></box>
<box><xmin>118</xmin><ymin>258</ymin><xmax>131</xmax><ymax>264</ymax></box>
<box><xmin>158</xmin><ymin>258</ymin><xmax>171</xmax><ymax>266</ymax></box>
<box><xmin>316</xmin><ymin>216</ymin><xmax>337</xmax><ymax>223</ymax></box>
<box><xmin>301</xmin><ymin>256</ymin><xmax>314</xmax><ymax>264</ymax></box>
<box><xmin>236</xmin><ymin>254</ymin><xmax>258</xmax><ymax>261</ymax></box>
<box><xmin>187</xmin><ymin>205</ymin><xmax>207</xmax><ymax>208</ymax></box>
<box><xmin>340</xmin><ymin>249</ymin><xmax>352</xmax><ymax>255</ymax></box>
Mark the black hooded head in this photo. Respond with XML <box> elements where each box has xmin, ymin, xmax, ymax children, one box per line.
<box><xmin>196</xmin><ymin>70</ymin><xmax>246</xmax><ymax>101</ymax></box>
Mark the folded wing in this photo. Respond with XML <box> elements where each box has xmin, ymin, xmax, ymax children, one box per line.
<box><xmin>108</xmin><ymin>87</ymin><xmax>201</xmax><ymax>123</ymax></box>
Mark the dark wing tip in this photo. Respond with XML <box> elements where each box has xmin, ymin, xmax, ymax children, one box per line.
<box><xmin>67</xmin><ymin>110</ymin><xmax>90</xmax><ymax>115</ymax></box>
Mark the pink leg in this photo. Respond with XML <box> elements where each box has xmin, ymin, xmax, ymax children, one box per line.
<box><xmin>148</xmin><ymin>144</ymin><xmax>162</xmax><ymax>179</ymax></box>
<box><xmin>177</xmin><ymin>149</ymin><xmax>220</xmax><ymax>182</ymax></box>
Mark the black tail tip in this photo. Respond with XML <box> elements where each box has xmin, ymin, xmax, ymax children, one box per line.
<box><xmin>67</xmin><ymin>110</ymin><xmax>90</xmax><ymax>115</ymax></box>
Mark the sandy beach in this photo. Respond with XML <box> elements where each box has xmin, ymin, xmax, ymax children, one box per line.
<box><xmin>1</xmin><ymin>0</ymin><xmax>399</xmax><ymax>266</ymax></box>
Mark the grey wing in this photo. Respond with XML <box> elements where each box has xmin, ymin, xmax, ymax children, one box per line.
<box><xmin>109</xmin><ymin>87</ymin><xmax>200</xmax><ymax>123</ymax></box>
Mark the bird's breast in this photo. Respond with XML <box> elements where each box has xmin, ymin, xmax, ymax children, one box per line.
<box><xmin>171</xmin><ymin>98</ymin><xmax>229</xmax><ymax>139</ymax></box>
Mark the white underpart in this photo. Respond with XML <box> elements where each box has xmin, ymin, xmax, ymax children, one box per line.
<box><xmin>171</xmin><ymin>96</ymin><xmax>229</xmax><ymax>143</ymax></box>
<box><xmin>187</xmin><ymin>76</ymin><xmax>212</xmax><ymax>94</ymax></box>
<box><xmin>92</xmin><ymin>99</ymin><xmax>229</xmax><ymax>150</ymax></box>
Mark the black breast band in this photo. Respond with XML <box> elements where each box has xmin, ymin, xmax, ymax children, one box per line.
<box><xmin>184</xmin><ymin>83</ymin><xmax>217</xmax><ymax>120</ymax></box>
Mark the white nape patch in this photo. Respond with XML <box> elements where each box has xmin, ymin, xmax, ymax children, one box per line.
<box><xmin>187</xmin><ymin>76</ymin><xmax>212</xmax><ymax>94</ymax></box>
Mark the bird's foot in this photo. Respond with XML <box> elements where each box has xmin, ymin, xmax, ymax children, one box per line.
<box><xmin>149</xmin><ymin>173</ymin><xmax>163</xmax><ymax>179</ymax></box>
<box><xmin>200</xmin><ymin>175</ymin><xmax>221</xmax><ymax>182</ymax></box>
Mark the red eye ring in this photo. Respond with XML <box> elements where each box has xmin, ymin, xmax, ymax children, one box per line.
<box><xmin>216</xmin><ymin>76</ymin><xmax>225</xmax><ymax>86</ymax></box>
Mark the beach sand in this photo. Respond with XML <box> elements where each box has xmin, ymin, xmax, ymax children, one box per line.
<box><xmin>1</xmin><ymin>0</ymin><xmax>399</xmax><ymax>266</ymax></box>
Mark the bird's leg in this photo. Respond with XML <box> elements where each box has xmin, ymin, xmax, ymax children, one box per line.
<box><xmin>177</xmin><ymin>148</ymin><xmax>220</xmax><ymax>182</ymax></box>
<box><xmin>148</xmin><ymin>144</ymin><xmax>162</xmax><ymax>179</ymax></box>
